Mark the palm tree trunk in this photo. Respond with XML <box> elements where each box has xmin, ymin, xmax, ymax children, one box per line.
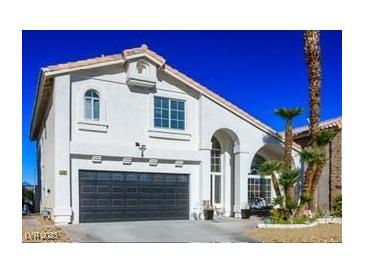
<box><xmin>272</xmin><ymin>175</ymin><xmax>282</xmax><ymax>202</ymax></box>
<box><xmin>284</xmin><ymin>120</ymin><xmax>295</xmax><ymax>200</ymax></box>
<box><xmin>309</xmin><ymin>163</ymin><xmax>325</xmax><ymax>212</ymax></box>
<box><xmin>304</xmin><ymin>30</ymin><xmax>322</xmax><ymax>140</ymax></box>
<box><xmin>296</xmin><ymin>163</ymin><xmax>317</xmax><ymax>216</ymax></box>
<box><xmin>284</xmin><ymin>121</ymin><xmax>293</xmax><ymax>169</ymax></box>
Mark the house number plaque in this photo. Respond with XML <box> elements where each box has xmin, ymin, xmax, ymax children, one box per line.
<box><xmin>59</xmin><ymin>170</ymin><xmax>67</xmax><ymax>176</ymax></box>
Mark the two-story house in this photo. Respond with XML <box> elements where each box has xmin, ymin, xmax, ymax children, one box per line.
<box><xmin>30</xmin><ymin>44</ymin><xmax>301</xmax><ymax>224</ymax></box>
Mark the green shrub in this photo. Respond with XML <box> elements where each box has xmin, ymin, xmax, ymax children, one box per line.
<box><xmin>332</xmin><ymin>195</ymin><xmax>342</xmax><ymax>217</ymax></box>
<box><xmin>285</xmin><ymin>198</ymin><xmax>298</xmax><ymax>213</ymax></box>
<box><xmin>270</xmin><ymin>209</ymin><xmax>310</xmax><ymax>224</ymax></box>
<box><xmin>274</xmin><ymin>196</ymin><xmax>284</xmax><ymax>207</ymax></box>
<box><xmin>270</xmin><ymin>209</ymin><xmax>289</xmax><ymax>224</ymax></box>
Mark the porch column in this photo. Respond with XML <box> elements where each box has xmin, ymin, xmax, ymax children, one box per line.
<box><xmin>199</xmin><ymin>148</ymin><xmax>211</xmax><ymax>202</ymax></box>
<box><xmin>233</xmin><ymin>147</ymin><xmax>250</xmax><ymax>217</ymax></box>
<box><xmin>53</xmin><ymin>74</ymin><xmax>72</xmax><ymax>225</ymax></box>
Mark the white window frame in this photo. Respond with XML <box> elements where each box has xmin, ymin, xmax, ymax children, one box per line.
<box><xmin>84</xmin><ymin>89</ymin><xmax>100</xmax><ymax>121</ymax></box>
<box><xmin>153</xmin><ymin>96</ymin><xmax>186</xmax><ymax>131</ymax></box>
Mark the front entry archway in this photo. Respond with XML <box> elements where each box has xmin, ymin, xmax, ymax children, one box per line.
<box><xmin>209</xmin><ymin>128</ymin><xmax>240</xmax><ymax>217</ymax></box>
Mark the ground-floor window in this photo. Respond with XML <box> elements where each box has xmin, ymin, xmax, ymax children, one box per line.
<box><xmin>248</xmin><ymin>177</ymin><xmax>271</xmax><ymax>204</ymax></box>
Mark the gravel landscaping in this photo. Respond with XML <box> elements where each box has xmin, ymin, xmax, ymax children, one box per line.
<box><xmin>246</xmin><ymin>223</ymin><xmax>342</xmax><ymax>243</ymax></box>
<box><xmin>22</xmin><ymin>215</ymin><xmax>70</xmax><ymax>243</ymax></box>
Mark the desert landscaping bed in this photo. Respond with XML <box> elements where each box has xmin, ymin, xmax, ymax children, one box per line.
<box><xmin>22</xmin><ymin>214</ymin><xmax>70</xmax><ymax>243</ymax></box>
<box><xmin>246</xmin><ymin>223</ymin><xmax>341</xmax><ymax>243</ymax></box>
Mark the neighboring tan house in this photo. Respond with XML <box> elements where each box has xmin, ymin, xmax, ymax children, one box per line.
<box><xmin>30</xmin><ymin>44</ymin><xmax>301</xmax><ymax>224</ymax></box>
<box><xmin>293</xmin><ymin>117</ymin><xmax>342</xmax><ymax>214</ymax></box>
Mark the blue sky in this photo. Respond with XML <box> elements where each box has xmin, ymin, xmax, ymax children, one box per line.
<box><xmin>22</xmin><ymin>30</ymin><xmax>342</xmax><ymax>184</ymax></box>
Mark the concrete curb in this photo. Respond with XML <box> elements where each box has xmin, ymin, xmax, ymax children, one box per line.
<box><xmin>257</xmin><ymin>217</ymin><xmax>342</xmax><ymax>229</ymax></box>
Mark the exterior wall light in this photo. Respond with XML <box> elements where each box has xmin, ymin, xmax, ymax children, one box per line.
<box><xmin>135</xmin><ymin>142</ymin><xmax>147</xmax><ymax>158</ymax></box>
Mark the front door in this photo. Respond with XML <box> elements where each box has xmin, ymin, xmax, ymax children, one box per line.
<box><xmin>210</xmin><ymin>174</ymin><xmax>223</xmax><ymax>209</ymax></box>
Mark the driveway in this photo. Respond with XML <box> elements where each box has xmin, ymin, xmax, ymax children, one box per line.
<box><xmin>62</xmin><ymin>217</ymin><xmax>260</xmax><ymax>243</ymax></box>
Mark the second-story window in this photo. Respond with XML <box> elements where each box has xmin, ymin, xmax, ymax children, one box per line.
<box><xmin>84</xmin><ymin>89</ymin><xmax>100</xmax><ymax>121</ymax></box>
<box><xmin>154</xmin><ymin>96</ymin><xmax>185</xmax><ymax>130</ymax></box>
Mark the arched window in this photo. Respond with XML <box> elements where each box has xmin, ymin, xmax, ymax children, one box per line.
<box><xmin>211</xmin><ymin>137</ymin><xmax>222</xmax><ymax>172</ymax></box>
<box><xmin>250</xmin><ymin>154</ymin><xmax>266</xmax><ymax>175</ymax></box>
<box><xmin>84</xmin><ymin>89</ymin><xmax>100</xmax><ymax>121</ymax></box>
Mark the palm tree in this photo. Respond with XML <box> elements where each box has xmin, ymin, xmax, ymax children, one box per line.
<box><xmin>274</xmin><ymin>107</ymin><xmax>303</xmax><ymax>200</ymax></box>
<box><xmin>308</xmin><ymin>130</ymin><xmax>336</xmax><ymax>211</ymax></box>
<box><xmin>304</xmin><ymin>30</ymin><xmax>322</xmax><ymax>139</ymax></box>
<box><xmin>279</xmin><ymin>168</ymin><xmax>300</xmax><ymax>216</ymax></box>
<box><xmin>297</xmin><ymin>148</ymin><xmax>326</xmax><ymax>215</ymax></box>
<box><xmin>260</xmin><ymin>160</ymin><xmax>284</xmax><ymax>204</ymax></box>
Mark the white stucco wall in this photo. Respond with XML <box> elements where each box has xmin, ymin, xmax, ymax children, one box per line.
<box><xmin>38</xmin><ymin>92</ymin><xmax>55</xmax><ymax>214</ymax></box>
<box><xmin>70</xmin><ymin>64</ymin><xmax>201</xmax><ymax>158</ymax></box>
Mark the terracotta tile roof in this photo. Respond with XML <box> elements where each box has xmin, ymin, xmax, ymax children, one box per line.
<box><xmin>33</xmin><ymin>44</ymin><xmax>298</xmax><ymax>148</ymax></box>
<box><xmin>122</xmin><ymin>44</ymin><xmax>166</xmax><ymax>64</ymax></box>
<box><xmin>293</xmin><ymin>116</ymin><xmax>342</xmax><ymax>136</ymax></box>
<box><xmin>43</xmin><ymin>54</ymin><xmax>123</xmax><ymax>72</ymax></box>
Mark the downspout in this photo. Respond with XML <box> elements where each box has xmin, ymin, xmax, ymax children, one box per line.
<box><xmin>68</xmin><ymin>76</ymin><xmax>73</xmax><ymax>222</ymax></box>
<box><xmin>329</xmin><ymin>140</ymin><xmax>333</xmax><ymax>214</ymax></box>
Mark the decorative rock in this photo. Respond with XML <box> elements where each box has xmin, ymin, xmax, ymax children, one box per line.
<box><xmin>257</xmin><ymin>217</ymin><xmax>342</xmax><ymax>229</ymax></box>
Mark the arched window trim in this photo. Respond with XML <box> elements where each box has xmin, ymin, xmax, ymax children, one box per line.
<box><xmin>84</xmin><ymin>89</ymin><xmax>100</xmax><ymax>121</ymax></box>
<box><xmin>249</xmin><ymin>154</ymin><xmax>266</xmax><ymax>175</ymax></box>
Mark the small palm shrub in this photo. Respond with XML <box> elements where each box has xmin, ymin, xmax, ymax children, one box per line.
<box><xmin>332</xmin><ymin>195</ymin><xmax>342</xmax><ymax>217</ymax></box>
<box><xmin>270</xmin><ymin>209</ymin><xmax>310</xmax><ymax>224</ymax></box>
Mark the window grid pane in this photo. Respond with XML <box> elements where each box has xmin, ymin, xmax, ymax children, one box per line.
<box><xmin>154</xmin><ymin>97</ymin><xmax>185</xmax><ymax>130</ymax></box>
<box><xmin>93</xmin><ymin>99</ymin><xmax>100</xmax><ymax>120</ymax></box>
<box><xmin>85</xmin><ymin>98</ymin><xmax>92</xmax><ymax>119</ymax></box>
<box><xmin>248</xmin><ymin>178</ymin><xmax>271</xmax><ymax>204</ymax></box>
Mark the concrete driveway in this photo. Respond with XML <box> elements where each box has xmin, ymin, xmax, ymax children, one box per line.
<box><xmin>62</xmin><ymin>217</ymin><xmax>260</xmax><ymax>242</ymax></box>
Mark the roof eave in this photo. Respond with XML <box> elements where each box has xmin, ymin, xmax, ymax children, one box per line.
<box><xmin>29</xmin><ymin>70</ymin><xmax>46</xmax><ymax>140</ymax></box>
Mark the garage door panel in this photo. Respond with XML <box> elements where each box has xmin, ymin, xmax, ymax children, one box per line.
<box><xmin>96</xmin><ymin>185</ymin><xmax>110</xmax><ymax>194</ymax></box>
<box><xmin>126</xmin><ymin>185</ymin><xmax>138</xmax><ymax>194</ymax></box>
<box><xmin>125</xmin><ymin>199</ymin><xmax>138</xmax><ymax>208</ymax></box>
<box><xmin>111</xmin><ymin>185</ymin><xmax>124</xmax><ymax>194</ymax></box>
<box><xmin>96</xmin><ymin>199</ymin><xmax>110</xmax><ymax>208</ymax></box>
<box><xmin>80</xmin><ymin>212</ymin><xmax>95</xmax><ymax>222</ymax></box>
<box><xmin>79</xmin><ymin>171</ymin><xmax>189</xmax><ymax>223</ymax></box>
<box><xmin>111</xmin><ymin>211</ymin><xmax>125</xmax><ymax>220</ymax></box>
<box><xmin>80</xmin><ymin>185</ymin><xmax>95</xmax><ymax>194</ymax></box>
<box><xmin>111</xmin><ymin>199</ymin><xmax>124</xmax><ymax>208</ymax></box>
<box><xmin>139</xmin><ymin>199</ymin><xmax>152</xmax><ymax>208</ymax></box>
<box><xmin>96</xmin><ymin>211</ymin><xmax>112</xmax><ymax>222</ymax></box>
<box><xmin>81</xmin><ymin>199</ymin><xmax>96</xmax><ymax>208</ymax></box>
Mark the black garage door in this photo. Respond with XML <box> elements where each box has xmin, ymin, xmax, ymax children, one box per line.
<box><xmin>79</xmin><ymin>170</ymin><xmax>189</xmax><ymax>223</ymax></box>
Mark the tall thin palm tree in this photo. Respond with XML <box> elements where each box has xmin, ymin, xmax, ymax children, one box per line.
<box><xmin>274</xmin><ymin>107</ymin><xmax>303</xmax><ymax>200</ymax></box>
<box><xmin>304</xmin><ymin>30</ymin><xmax>322</xmax><ymax>139</ymax></box>
<box><xmin>275</xmin><ymin>107</ymin><xmax>303</xmax><ymax>168</ymax></box>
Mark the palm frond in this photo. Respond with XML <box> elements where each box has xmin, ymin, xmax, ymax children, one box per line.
<box><xmin>313</xmin><ymin>129</ymin><xmax>337</xmax><ymax>147</ymax></box>
<box><xmin>274</xmin><ymin>107</ymin><xmax>303</xmax><ymax>121</ymax></box>
<box><xmin>300</xmin><ymin>148</ymin><xmax>326</xmax><ymax>165</ymax></box>
<box><xmin>259</xmin><ymin>160</ymin><xmax>284</xmax><ymax>176</ymax></box>
<box><xmin>279</xmin><ymin>168</ymin><xmax>300</xmax><ymax>190</ymax></box>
